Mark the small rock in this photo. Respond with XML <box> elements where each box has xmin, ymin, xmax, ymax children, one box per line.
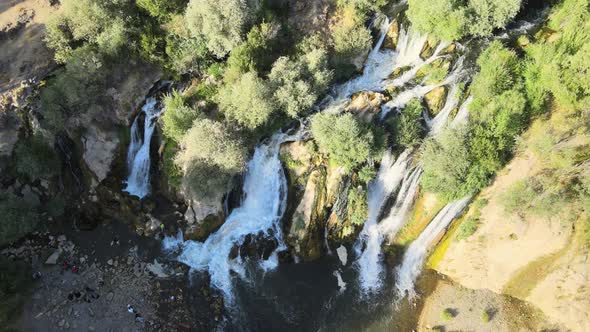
<box><xmin>107</xmin><ymin>259</ymin><xmax>113</xmax><ymax>266</ymax></box>
<box><xmin>106</xmin><ymin>292</ymin><xmax>114</xmax><ymax>301</ymax></box>
<box><xmin>57</xmin><ymin>235</ymin><xmax>66</xmax><ymax>242</ymax></box>
<box><xmin>88</xmin><ymin>308</ymin><xmax>95</xmax><ymax>317</ymax></box>
<box><xmin>58</xmin><ymin>319</ymin><xmax>65</xmax><ymax>327</ymax></box>
<box><xmin>45</xmin><ymin>249</ymin><xmax>62</xmax><ymax>265</ymax></box>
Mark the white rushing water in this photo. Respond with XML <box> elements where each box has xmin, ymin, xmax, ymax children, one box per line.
<box><xmin>124</xmin><ymin>97</ymin><xmax>161</xmax><ymax>198</ymax></box>
<box><xmin>164</xmin><ymin>132</ymin><xmax>300</xmax><ymax>302</ymax></box>
<box><xmin>395</xmin><ymin>196</ymin><xmax>471</xmax><ymax>299</ymax></box>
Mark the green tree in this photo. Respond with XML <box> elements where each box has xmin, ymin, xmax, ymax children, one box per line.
<box><xmin>175</xmin><ymin>118</ymin><xmax>247</xmax><ymax>198</ymax></box>
<box><xmin>137</xmin><ymin>0</ymin><xmax>188</xmax><ymax>20</ymax></box>
<box><xmin>407</xmin><ymin>0</ymin><xmax>466</xmax><ymax>42</ymax></box>
<box><xmin>161</xmin><ymin>90</ymin><xmax>200</xmax><ymax>142</ymax></box>
<box><xmin>185</xmin><ymin>0</ymin><xmax>261</xmax><ymax>57</ymax></box>
<box><xmin>467</xmin><ymin>0</ymin><xmax>523</xmax><ymax>37</ymax></box>
<box><xmin>311</xmin><ymin>113</ymin><xmax>377</xmax><ymax>171</ymax></box>
<box><xmin>330</xmin><ymin>6</ymin><xmax>372</xmax><ymax>68</ymax></box>
<box><xmin>217</xmin><ymin>72</ymin><xmax>276</xmax><ymax>129</ymax></box>
<box><xmin>394</xmin><ymin>99</ymin><xmax>426</xmax><ymax>148</ymax></box>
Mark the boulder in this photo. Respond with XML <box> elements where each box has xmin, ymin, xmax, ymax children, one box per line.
<box><xmin>420</xmin><ymin>38</ymin><xmax>440</xmax><ymax>60</ymax></box>
<box><xmin>347</xmin><ymin>91</ymin><xmax>387</xmax><ymax>123</ymax></box>
<box><xmin>383</xmin><ymin>19</ymin><xmax>400</xmax><ymax>50</ymax></box>
<box><xmin>424</xmin><ymin>86</ymin><xmax>448</xmax><ymax>117</ymax></box>
<box><xmin>279</xmin><ymin>140</ymin><xmax>314</xmax><ymax>182</ymax></box>
<box><xmin>81</xmin><ymin>124</ymin><xmax>120</xmax><ymax>183</ymax></box>
<box><xmin>183</xmin><ymin>189</ymin><xmax>225</xmax><ymax>241</ymax></box>
<box><xmin>45</xmin><ymin>249</ymin><xmax>61</xmax><ymax>265</ymax></box>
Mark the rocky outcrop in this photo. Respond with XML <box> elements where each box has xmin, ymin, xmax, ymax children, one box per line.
<box><xmin>383</xmin><ymin>18</ymin><xmax>400</xmax><ymax>50</ymax></box>
<box><xmin>419</xmin><ymin>37</ymin><xmax>439</xmax><ymax>60</ymax></box>
<box><xmin>424</xmin><ymin>86</ymin><xmax>447</xmax><ymax>117</ymax></box>
<box><xmin>347</xmin><ymin>91</ymin><xmax>387</xmax><ymax>123</ymax></box>
<box><xmin>287</xmin><ymin>0</ymin><xmax>331</xmax><ymax>35</ymax></box>
<box><xmin>182</xmin><ymin>189</ymin><xmax>225</xmax><ymax>241</ymax></box>
<box><xmin>82</xmin><ymin>124</ymin><xmax>120</xmax><ymax>184</ymax></box>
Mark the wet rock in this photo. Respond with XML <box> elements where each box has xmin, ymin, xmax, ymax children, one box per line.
<box><xmin>347</xmin><ymin>91</ymin><xmax>387</xmax><ymax>123</ymax></box>
<box><xmin>420</xmin><ymin>37</ymin><xmax>439</xmax><ymax>60</ymax></box>
<box><xmin>424</xmin><ymin>86</ymin><xmax>448</xmax><ymax>117</ymax></box>
<box><xmin>280</xmin><ymin>140</ymin><xmax>314</xmax><ymax>182</ymax></box>
<box><xmin>147</xmin><ymin>260</ymin><xmax>169</xmax><ymax>278</ymax></box>
<box><xmin>106</xmin><ymin>292</ymin><xmax>114</xmax><ymax>301</ymax></box>
<box><xmin>336</xmin><ymin>245</ymin><xmax>348</xmax><ymax>266</ymax></box>
<box><xmin>383</xmin><ymin>18</ymin><xmax>400</xmax><ymax>50</ymax></box>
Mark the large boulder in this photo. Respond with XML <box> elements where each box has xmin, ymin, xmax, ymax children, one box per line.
<box><xmin>424</xmin><ymin>86</ymin><xmax>448</xmax><ymax>117</ymax></box>
<box><xmin>82</xmin><ymin>124</ymin><xmax>120</xmax><ymax>183</ymax></box>
<box><xmin>347</xmin><ymin>91</ymin><xmax>387</xmax><ymax>123</ymax></box>
<box><xmin>383</xmin><ymin>18</ymin><xmax>400</xmax><ymax>50</ymax></box>
<box><xmin>183</xmin><ymin>189</ymin><xmax>225</xmax><ymax>241</ymax></box>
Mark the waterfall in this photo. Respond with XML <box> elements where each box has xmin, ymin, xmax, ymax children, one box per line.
<box><xmin>395</xmin><ymin>196</ymin><xmax>471</xmax><ymax>299</ymax></box>
<box><xmin>124</xmin><ymin>97</ymin><xmax>161</xmax><ymax>198</ymax></box>
<box><xmin>355</xmin><ymin>165</ymin><xmax>422</xmax><ymax>291</ymax></box>
<box><xmin>164</xmin><ymin>133</ymin><xmax>299</xmax><ymax>303</ymax></box>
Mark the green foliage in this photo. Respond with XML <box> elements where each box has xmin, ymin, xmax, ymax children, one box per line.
<box><xmin>407</xmin><ymin>0</ymin><xmax>523</xmax><ymax>41</ymax></box>
<box><xmin>523</xmin><ymin>0</ymin><xmax>590</xmax><ymax>112</ymax></box>
<box><xmin>347</xmin><ymin>186</ymin><xmax>368</xmax><ymax>226</ymax></box>
<box><xmin>0</xmin><ymin>257</ymin><xmax>33</xmax><ymax>327</ymax></box>
<box><xmin>162</xmin><ymin>140</ymin><xmax>183</xmax><ymax>189</ymax></box>
<box><xmin>0</xmin><ymin>194</ymin><xmax>40</xmax><ymax>246</ymax></box>
<box><xmin>161</xmin><ymin>90</ymin><xmax>200</xmax><ymax>142</ymax></box>
<box><xmin>330</xmin><ymin>6</ymin><xmax>372</xmax><ymax>69</ymax></box>
<box><xmin>185</xmin><ymin>0</ymin><xmax>261</xmax><ymax>57</ymax></box>
<box><xmin>358</xmin><ymin>165</ymin><xmax>377</xmax><ymax>184</ymax></box>
<box><xmin>175</xmin><ymin>118</ymin><xmax>247</xmax><ymax>198</ymax></box>
<box><xmin>456</xmin><ymin>216</ymin><xmax>479</xmax><ymax>240</ymax></box>
<box><xmin>481</xmin><ymin>309</ymin><xmax>492</xmax><ymax>323</ymax></box>
<box><xmin>420</xmin><ymin>125</ymin><xmax>472</xmax><ymax>200</ymax></box>
<box><xmin>217</xmin><ymin>72</ymin><xmax>276</xmax><ymax>129</ymax></box>
<box><xmin>394</xmin><ymin>99</ymin><xmax>426</xmax><ymax>148</ymax></box>
<box><xmin>224</xmin><ymin>22</ymin><xmax>281</xmax><ymax>83</ymax></box>
<box><xmin>336</xmin><ymin>0</ymin><xmax>387</xmax><ymax>13</ymax></box>
<box><xmin>311</xmin><ymin>113</ymin><xmax>377</xmax><ymax>171</ymax></box>
<box><xmin>441</xmin><ymin>308</ymin><xmax>455</xmax><ymax>320</ymax></box>
<box><xmin>407</xmin><ymin>0</ymin><xmax>467</xmax><ymax>42</ymax></box>
<box><xmin>164</xmin><ymin>16</ymin><xmax>212</xmax><ymax>74</ymax></box>
<box><xmin>45</xmin><ymin>0</ymin><xmax>130</xmax><ymax>63</ymax></box>
<box><xmin>14</xmin><ymin>135</ymin><xmax>60</xmax><ymax>181</ymax></box>
<box><xmin>41</xmin><ymin>46</ymin><xmax>108</xmax><ymax>130</ymax></box>
<box><xmin>137</xmin><ymin>0</ymin><xmax>187</xmax><ymax>20</ymax></box>
<box><xmin>268</xmin><ymin>42</ymin><xmax>333</xmax><ymax>117</ymax></box>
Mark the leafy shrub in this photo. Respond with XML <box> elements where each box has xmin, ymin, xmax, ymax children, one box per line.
<box><xmin>217</xmin><ymin>72</ymin><xmax>276</xmax><ymax>129</ymax></box>
<box><xmin>311</xmin><ymin>113</ymin><xmax>377</xmax><ymax>171</ymax></box>
<box><xmin>14</xmin><ymin>135</ymin><xmax>60</xmax><ymax>181</ymax></box>
<box><xmin>358</xmin><ymin>165</ymin><xmax>377</xmax><ymax>184</ymax></box>
<box><xmin>347</xmin><ymin>186</ymin><xmax>368</xmax><ymax>225</ymax></box>
<box><xmin>481</xmin><ymin>309</ymin><xmax>492</xmax><ymax>323</ymax></box>
<box><xmin>161</xmin><ymin>90</ymin><xmax>200</xmax><ymax>142</ymax></box>
<box><xmin>394</xmin><ymin>99</ymin><xmax>426</xmax><ymax>148</ymax></box>
<box><xmin>185</xmin><ymin>0</ymin><xmax>262</xmax><ymax>57</ymax></box>
<box><xmin>164</xmin><ymin>15</ymin><xmax>212</xmax><ymax>74</ymax></box>
<box><xmin>441</xmin><ymin>308</ymin><xmax>455</xmax><ymax>321</ymax></box>
<box><xmin>456</xmin><ymin>216</ymin><xmax>479</xmax><ymax>240</ymax></box>
<box><xmin>330</xmin><ymin>6</ymin><xmax>372</xmax><ymax>69</ymax></box>
<box><xmin>137</xmin><ymin>0</ymin><xmax>187</xmax><ymax>20</ymax></box>
<box><xmin>175</xmin><ymin>118</ymin><xmax>247</xmax><ymax>198</ymax></box>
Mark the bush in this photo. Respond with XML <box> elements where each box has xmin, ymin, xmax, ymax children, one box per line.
<box><xmin>185</xmin><ymin>0</ymin><xmax>262</xmax><ymax>57</ymax></box>
<box><xmin>394</xmin><ymin>99</ymin><xmax>426</xmax><ymax>148</ymax></box>
<box><xmin>224</xmin><ymin>22</ymin><xmax>281</xmax><ymax>83</ymax></box>
<box><xmin>164</xmin><ymin>15</ymin><xmax>212</xmax><ymax>74</ymax></box>
<box><xmin>347</xmin><ymin>186</ymin><xmax>368</xmax><ymax>226</ymax></box>
<box><xmin>358</xmin><ymin>165</ymin><xmax>377</xmax><ymax>184</ymax></box>
<box><xmin>217</xmin><ymin>71</ymin><xmax>276</xmax><ymax>129</ymax></box>
<box><xmin>441</xmin><ymin>308</ymin><xmax>455</xmax><ymax>321</ymax></box>
<box><xmin>45</xmin><ymin>0</ymin><xmax>129</xmax><ymax>63</ymax></box>
<box><xmin>407</xmin><ymin>0</ymin><xmax>523</xmax><ymax>41</ymax></box>
<box><xmin>161</xmin><ymin>90</ymin><xmax>200</xmax><ymax>142</ymax></box>
<box><xmin>175</xmin><ymin>118</ymin><xmax>247</xmax><ymax>198</ymax></box>
<box><xmin>456</xmin><ymin>216</ymin><xmax>479</xmax><ymax>240</ymax></box>
<box><xmin>14</xmin><ymin>135</ymin><xmax>60</xmax><ymax>181</ymax></box>
<box><xmin>481</xmin><ymin>309</ymin><xmax>492</xmax><ymax>323</ymax></box>
<box><xmin>137</xmin><ymin>0</ymin><xmax>187</xmax><ymax>20</ymax></box>
<box><xmin>0</xmin><ymin>257</ymin><xmax>33</xmax><ymax>327</ymax></box>
<box><xmin>330</xmin><ymin>6</ymin><xmax>372</xmax><ymax>69</ymax></box>
<box><xmin>311</xmin><ymin>113</ymin><xmax>377</xmax><ymax>171</ymax></box>
<box><xmin>420</xmin><ymin>125</ymin><xmax>472</xmax><ymax>200</ymax></box>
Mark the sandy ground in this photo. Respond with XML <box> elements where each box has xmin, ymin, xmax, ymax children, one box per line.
<box><xmin>417</xmin><ymin>274</ymin><xmax>562</xmax><ymax>332</ymax></box>
<box><xmin>0</xmin><ymin>0</ymin><xmax>56</xmax><ymax>94</ymax></box>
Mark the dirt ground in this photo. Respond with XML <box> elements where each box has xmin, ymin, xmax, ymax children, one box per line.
<box><xmin>1</xmin><ymin>222</ymin><xmax>207</xmax><ymax>332</ymax></box>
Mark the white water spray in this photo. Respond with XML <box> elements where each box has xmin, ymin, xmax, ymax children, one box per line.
<box><xmin>164</xmin><ymin>133</ymin><xmax>299</xmax><ymax>302</ymax></box>
<box><xmin>395</xmin><ymin>196</ymin><xmax>471</xmax><ymax>299</ymax></box>
<box><xmin>124</xmin><ymin>98</ymin><xmax>161</xmax><ymax>198</ymax></box>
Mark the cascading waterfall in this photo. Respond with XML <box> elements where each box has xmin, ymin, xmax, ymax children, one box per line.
<box><xmin>163</xmin><ymin>132</ymin><xmax>299</xmax><ymax>302</ymax></box>
<box><xmin>355</xmin><ymin>165</ymin><xmax>422</xmax><ymax>291</ymax></box>
<box><xmin>394</xmin><ymin>196</ymin><xmax>471</xmax><ymax>299</ymax></box>
<box><xmin>124</xmin><ymin>97</ymin><xmax>161</xmax><ymax>198</ymax></box>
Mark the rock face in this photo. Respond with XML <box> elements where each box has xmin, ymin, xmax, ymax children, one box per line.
<box><xmin>424</xmin><ymin>86</ymin><xmax>448</xmax><ymax>117</ymax></box>
<box><xmin>383</xmin><ymin>18</ymin><xmax>400</xmax><ymax>50</ymax></box>
<box><xmin>183</xmin><ymin>188</ymin><xmax>225</xmax><ymax>241</ymax></box>
<box><xmin>288</xmin><ymin>0</ymin><xmax>330</xmax><ymax>35</ymax></box>
<box><xmin>82</xmin><ymin>124</ymin><xmax>120</xmax><ymax>183</ymax></box>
